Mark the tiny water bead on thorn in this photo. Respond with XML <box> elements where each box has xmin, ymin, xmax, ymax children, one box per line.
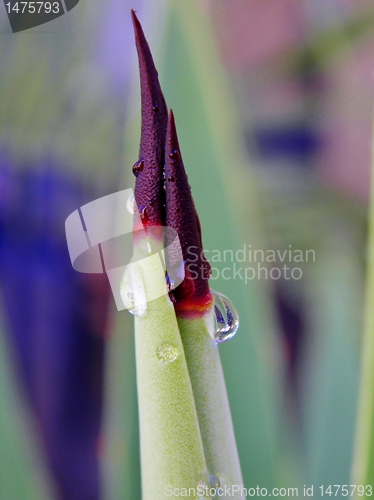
<box><xmin>212</xmin><ymin>290</ymin><xmax>239</xmax><ymax>343</ymax></box>
<box><xmin>132</xmin><ymin>159</ymin><xmax>144</xmax><ymax>177</ymax></box>
<box><xmin>156</xmin><ymin>343</ymin><xmax>180</xmax><ymax>364</ymax></box>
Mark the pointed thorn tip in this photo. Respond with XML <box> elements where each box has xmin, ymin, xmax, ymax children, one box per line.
<box><xmin>131</xmin><ymin>9</ymin><xmax>138</xmax><ymax>23</ymax></box>
<box><xmin>167</xmin><ymin>110</ymin><xmax>180</xmax><ymax>152</ymax></box>
<box><xmin>131</xmin><ymin>9</ymin><xmax>144</xmax><ymax>42</ymax></box>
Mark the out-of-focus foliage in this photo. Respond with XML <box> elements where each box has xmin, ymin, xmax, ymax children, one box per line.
<box><xmin>0</xmin><ymin>0</ymin><xmax>373</xmax><ymax>498</ymax></box>
<box><xmin>0</xmin><ymin>317</ymin><xmax>54</xmax><ymax>499</ymax></box>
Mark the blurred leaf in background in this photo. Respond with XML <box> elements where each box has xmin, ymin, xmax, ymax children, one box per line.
<box><xmin>209</xmin><ymin>0</ymin><xmax>369</xmax><ymax>494</ymax></box>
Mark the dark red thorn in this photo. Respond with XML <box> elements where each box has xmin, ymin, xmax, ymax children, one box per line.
<box><xmin>131</xmin><ymin>10</ymin><xmax>168</xmax><ymax>228</ymax></box>
<box><xmin>165</xmin><ymin>110</ymin><xmax>212</xmax><ymax>311</ymax></box>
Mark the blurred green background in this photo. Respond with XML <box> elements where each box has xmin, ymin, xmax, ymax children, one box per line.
<box><xmin>0</xmin><ymin>0</ymin><xmax>372</xmax><ymax>498</ymax></box>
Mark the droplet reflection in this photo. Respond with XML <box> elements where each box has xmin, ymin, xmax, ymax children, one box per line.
<box><xmin>197</xmin><ymin>471</ymin><xmax>222</xmax><ymax>499</ymax></box>
<box><xmin>120</xmin><ymin>265</ymin><xmax>147</xmax><ymax>317</ymax></box>
<box><xmin>156</xmin><ymin>343</ymin><xmax>180</xmax><ymax>364</ymax></box>
<box><xmin>212</xmin><ymin>290</ymin><xmax>239</xmax><ymax>343</ymax></box>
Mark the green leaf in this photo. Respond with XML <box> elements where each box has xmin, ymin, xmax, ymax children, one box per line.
<box><xmin>178</xmin><ymin>312</ymin><xmax>243</xmax><ymax>494</ymax></box>
<box><xmin>125</xmin><ymin>241</ymin><xmax>208</xmax><ymax>499</ymax></box>
<box><xmin>0</xmin><ymin>322</ymin><xmax>54</xmax><ymax>499</ymax></box>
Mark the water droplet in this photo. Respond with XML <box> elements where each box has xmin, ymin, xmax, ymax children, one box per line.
<box><xmin>197</xmin><ymin>471</ymin><xmax>222</xmax><ymax>499</ymax></box>
<box><xmin>139</xmin><ymin>239</ymin><xmax>152</xmax><ymax>256</ymax></box>
<box><xmin>166</xmin><ymin>273</ymin><xmax>175</xmax><ymax>291</ymax></box>
<box><xmin>126</xmin><ymin>194</ymin><xmax>136</xmax><ymax>214</ymax></box>
<box><xmin>152</xmin><ymin>103</ymin><xmax>158</xmax><ymax>111</ymax></box>
<box><xmin>140</xmin><ymin>206</ymin><xmax>149</xmax><ymax>223</ymax></box>
<box><xmin>202</xmin><ymin>260</ymin><xmax>212</xmax><ymax>280</ymax></box>
<box><xmin>120</xmin><ymin>265</ymin><xmax>147</xmax><ymax>317</ymax></box>
<box><xmin>132</xmin><ymin>159</ymin><xmax>144</xmax><ymax>177</ymax></box>
<box><xmin>167</xmin><ymin>175</ymin><xmax>175</xmax><ymax>182</ymax></box>
<box><xmin>165</xmin><ymin>261</ymin><xmax>185</xmax><ymax>292</ymax></box>
<box><xmin>212</xmin><ymin>290</ymin><xmax>239</xmax><ymax>343</ymax></box>
<box><xmin>169</xmin><ymin>149</ymin><xmax>179</xmax><ymax>160</ymax></box>
<box><xmin>156</xmin><ymin>343</ymin><xmax>180</xmax><ymax>364</ymax></box>
<box><xmin>209</xmin><ymin>474</ymin><xmax>221</xmax><ymax>491</ymax></box>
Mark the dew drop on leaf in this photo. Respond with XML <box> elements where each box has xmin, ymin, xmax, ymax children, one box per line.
<box><xmin>126</xmin><ymin>193</ymin><xmax>136</xmax><ymax>214</ymax></box>
<box><xmin>165</xmin><ymin>260</ymin><xmax>185</xmax><ymax>292</ymax></box>
<box><xmin>139</xmin><ymin>239</ymin><xmax>152</xmax><ymax>256</ymax></box>
<box><xmin>156</xmin><ymin>343</ymin><xmax>180</xmax><ymax>364</ymax></box>
<box><xmin>120</xmin><ymin>265</ymin><xmax>147</xmax><ymax>317</ymax></box>
<box><xmin>169</xmin><ymin>149</ymin><xmax>179</xmax><ymax>161</ymax></box>
<box><xmin>211</xmin><ymin>290</ymin><xmax>239</xmax><ymax>343</ymax></box>
<box><xmin>132</xmin><ymin>159</ymin><xmax>144</xmax><ymax>177</ymax></box>
<box><xmin>197</xmin><ymin>471</ymin><xmax>222</xmax><ymax>499</ymax></box>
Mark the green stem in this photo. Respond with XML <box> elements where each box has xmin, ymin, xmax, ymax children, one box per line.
<box><xmin>178</xmin><ymin>309</ymin><xmax>244</xmax><ymax>498</ymax></box>
<box><xmin>129</xmin><ymin>239</ymin><xmax>209</xmax><ymax>499</ymax></box>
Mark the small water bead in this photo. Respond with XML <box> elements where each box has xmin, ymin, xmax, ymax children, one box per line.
<box><xmin>197</xmin><ymin>472</ymin><xmax>222</xmax><ymax>499</ymax></box>
<box><xmin>140</xmin><ymin>206</ymin><xmax>149</xmax><ymax>223</ymax></box>
<box><xmin>139</xmin><ymin>239</ymin><xmax>152</xmax><ymax>256</ymax></box>
<box><xmin>208</xmin><ymin>474</ymin><xmax>221</xmax><ymax>489</ymax></box>
<box><xmin>120</xmin><ymin>266</ymin><xmax>147</xmax><ymax>317</ymax></box>
<box><xmin>156</xmin><ymin>343</ymin><xmax>180</xmax><ymax>364</ymax></box>
<box><xmin>132</xmin><ymin>159</ymin><xmax>144</xmax><ymax>177</ymax></box>
<box><xmin>169</xmin><ymin>149</ymin><xmax>179</xmax><ymax>161</ymax></box>
<box><xmin>212</xmin><ymin>290</ymin><xmax>239</xmax><ymax>343</ymax></box>
<box><xmin>167</xmin><ymin>175</ymin><xmax>175</xmax><ymax>182</ymax></box>
<box><xmin>165</xmin><ymin>273</ymin><xmax>175</xmax><ymax>291</ymax></box>
<box><xmin>202</xmin><ymin>261</ymin><xmax>212</xmax><ymax>280</ymax></box>
<box><xmin>126</xmin><ymin>194</ymin><xmax>136</xmax><ymax>214</ymax></box>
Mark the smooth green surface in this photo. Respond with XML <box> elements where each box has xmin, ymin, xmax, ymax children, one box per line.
<box><xmin>179</xmin><ymin>311</ymin><xmax>244</xmax><ymax>499</ymax></box>
<box><xmin>133</xmin><ymin>248</ymin><xmax>208</xmax><ymax>499</ymax></box>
